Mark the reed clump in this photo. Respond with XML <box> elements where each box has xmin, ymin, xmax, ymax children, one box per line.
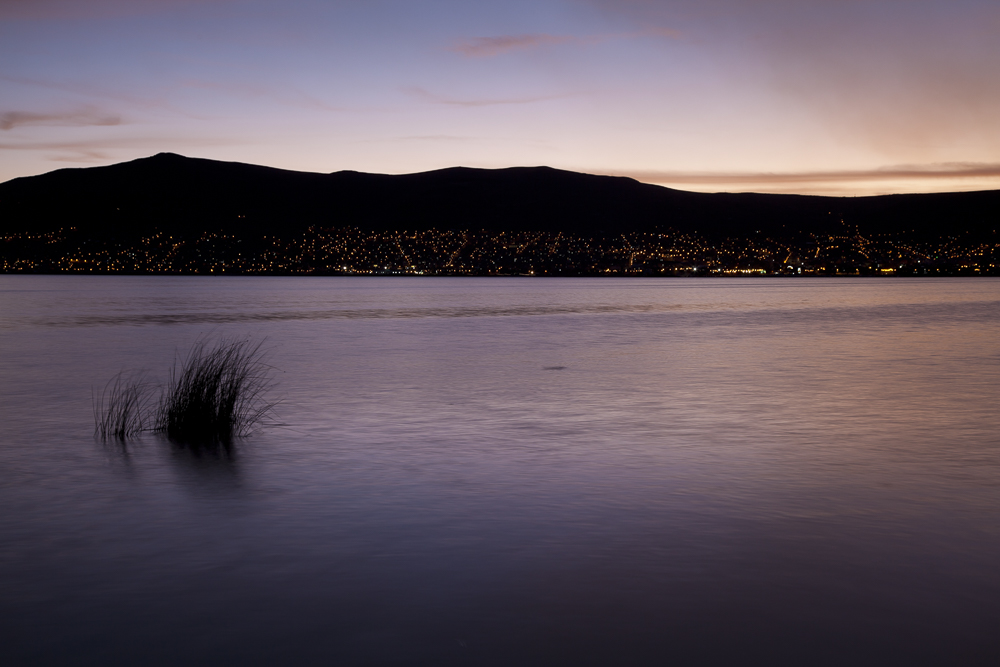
<box><xmin>94</xmin><ymin>338</ymin><xmax>276</xmax><ymax>444</ymax></box>
<box><xmin>156</xmin><ymin>338</ymin><xmax>275</xmax><ymax>444</ymax></box>
<box><xmin>94</xmin><ymin>371</ymin><xmax>154</xmax><ymax>440</ymax></box>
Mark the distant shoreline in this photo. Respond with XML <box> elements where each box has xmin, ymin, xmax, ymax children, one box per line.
<box><xmin>4</xmin><ymin>155</ymin><xmax>996</xmax><ymax>277</ymax></box>
<box><xmin>3</xmin><ymin>271</ymin><xmax>995</xmax><ymax>278</ymax></box>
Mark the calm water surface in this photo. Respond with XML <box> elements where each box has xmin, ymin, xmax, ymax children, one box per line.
<box><xmin>1</xmin><ymin>276</ymin><xmax>999</xmax><ymax>665</ymax></box>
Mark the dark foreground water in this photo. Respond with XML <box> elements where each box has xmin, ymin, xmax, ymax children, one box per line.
<box><xmin>1</xmin><ymin>276</ymin><xmax>999</xmax><ymax>665</ymax></box>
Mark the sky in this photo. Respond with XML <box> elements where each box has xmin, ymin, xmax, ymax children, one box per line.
<box><xmin>2</xmin><ymin>0</ymin><xmax>999</xmax><ymax>195</ymax></box>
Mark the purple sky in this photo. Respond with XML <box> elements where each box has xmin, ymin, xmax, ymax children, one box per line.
<box><xmin>2</xmin><ymin>0</ymin><xmax>999</xmax><ymax>194</ymax></box>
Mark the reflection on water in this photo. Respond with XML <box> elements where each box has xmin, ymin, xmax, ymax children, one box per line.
<box><xmin>0</xmin><ymin>276</ymin><xmax>999</xmax><ymax>665</ymax></box>
<box><xmin>165</xmin><ymin>438</ymin><xmax>244</xmax><ymax>493</ymax></box>
<box><xmin>100</xmin><ymin>438</ymin><xmax>139</xmax><ymax>478</ymax></box>
<box><xmin>102</xmin><ymin>436</ymin><xmax>244</xmax><ymax>492</ymax></box>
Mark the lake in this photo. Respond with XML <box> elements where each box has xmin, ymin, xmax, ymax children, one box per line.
<box><xmin>1</xmin><ymin>276</ymin><xmax>999</xmax><ymax>665</ymax></box>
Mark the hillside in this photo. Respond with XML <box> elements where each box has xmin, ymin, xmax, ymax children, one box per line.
<box><xmin>2</xmin><ymin>153</ymin><xmax>997</xmax><ymax>241</ymax></box>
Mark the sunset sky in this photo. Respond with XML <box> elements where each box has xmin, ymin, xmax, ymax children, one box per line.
<box><xmin>2</xmin><ymin>0</ymin><xmax>999</xmax><ymax>195</ymax></box>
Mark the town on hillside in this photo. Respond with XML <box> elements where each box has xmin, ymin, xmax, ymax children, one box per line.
<box><xmin>3</xmin><ymin>226</ymin><xmax>996</xmax><ymax>276</ymax></box>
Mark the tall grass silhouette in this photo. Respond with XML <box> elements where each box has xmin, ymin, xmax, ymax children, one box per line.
<box><xmin>94</xmin><ymin>338</ymin><xmax>276</xmax><ymax>444</ymax></box>
<box><xmin>94</xmin><ymin>371</ymin><xmax>154</xmax><ymax>440</ymax></box>
<box><xmin>156</xmin><ymin>338</ymin><xmax>276</xmax><ymax>444</ymax></box>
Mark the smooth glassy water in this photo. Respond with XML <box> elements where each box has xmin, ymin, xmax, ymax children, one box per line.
<box><xmin>1</xmin><ymin>276</ymin><xmax>999</xmax><ymax>665</ymax></box>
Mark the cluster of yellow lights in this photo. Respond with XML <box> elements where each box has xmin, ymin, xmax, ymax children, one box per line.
<box><xmin>2</xmin><ymin>226</ymin><xmax>997</xmax><ymax>275</ymax></box>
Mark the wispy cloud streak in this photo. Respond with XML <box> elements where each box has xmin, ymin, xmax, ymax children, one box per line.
<box><xmin>450</xmin><ymin>34</ymin><xmax>576</xmax><ymax>58</ymax></box>
<box><xmin>0</xmin><ymin>136</ymin><xmax>240</xmax><ymax>170</ymax></box>
<box><xmin>611</xmin><ymin>163</ymin><xmax>1000</xmax><ymax>193</ymax></box>
<box><xmin>0</xmin><ymin>107</ymin><xmax>122</xmax><ymax>130</ymax></box>
<box><xmin>449</xmin><ymin>26</ymin><xmax>680</xmax><ymax>58</ymax></box>
<box><xmin>404</xmin><ymin>86</ymin><xmax>569</xmax><ymax>107</ymax></box>
<box><xmin>0</xmin><ymin>0</ymin><xmax>233</xmax><ymax>21</ymax></box>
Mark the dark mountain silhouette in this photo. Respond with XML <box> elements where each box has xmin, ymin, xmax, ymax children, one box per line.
<box><xmin>1</xmin><ymin>152</ymin><xmax>998</xmax><ymax>241</ymax></box>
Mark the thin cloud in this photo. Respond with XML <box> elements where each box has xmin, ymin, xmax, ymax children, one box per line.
<box><xmin>0</xmin><ymin>137</ymin><xmax>238</xmax><ymax>151</ymax></box>
<box><xmin>1</xmin><ymin>74</ymin><xmax>360</xmax><ymax>118</ymax></box>
<box><xmin>0</xmin><ymin>137</ymin><xmax>240</xmax><ymax>172</ymax></box>
<box><xmin>404</xmin><ymin>86</ymin><xmax>569</xmax><ymax>107</ymax></box>
<box><xmin>450</xmin><ymin>34</ymin><xmax>576</xmax><ymax>58</ymax></box>
<box><xmin>0</xmin><ymin>0</ymin><xmax>233</xmax><ymax>21</ymax></box>
<box><xmin>609</xmin><ymin>163</ymin><xmax>1000</xmax><ymax>193</ymax></box>
<box><xmin>48</xmin><ymin>149</ymin><xmax>113</xmax><ymax>163</ymax></box>
<box><xmin>0</xmin><ymin>108</ymin><xmax>122</xmax><ymax>130</ymax></box>
<box><xmin>449</xmin><ymin>27</ymin><xmax>679</xmax><ymax>58</ymax></box>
